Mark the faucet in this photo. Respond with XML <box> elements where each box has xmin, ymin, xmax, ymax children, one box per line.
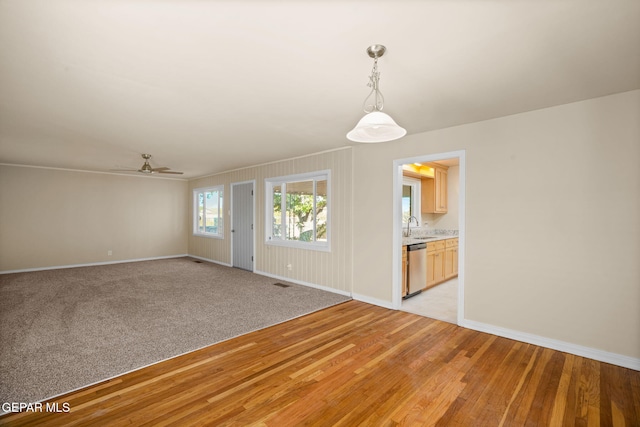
<box><xmin>405</xmin><ymin>216</ymin><xmax>419</xmax><ymax>237</ymax></box>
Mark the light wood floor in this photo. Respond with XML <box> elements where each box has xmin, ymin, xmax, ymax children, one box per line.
<box><xmin>2</xmin><ymin>300</ymin><xmax>638</xmax><ymax>426</ymax></box>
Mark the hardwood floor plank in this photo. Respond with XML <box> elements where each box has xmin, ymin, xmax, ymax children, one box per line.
<box><xmin>498</xmin><ymin>346</ymin><xmax>540</xmax><ymax>427</ymax></box>
<box><xmin>440</xmin><ymin>336</ymin><xmax>518</xmax><ymax>424</ymax></box>
<box><xmin>600</xmin><ymin>362</ymin><xmax>639</xmax><ymax>427</ymax></box>
<box><xmin>1</xmin><ymin>301</ymin><xmax>638</xmax><ymax>426</ymax></box>
<box><xmin>503</xmin><ymin>346</ymin><xmax>555</xmax><ymax>425</ymax></box>
<box><xmin>585</xmin><ymin>358</ymin><xmax>602</xmax><ymax>426</ymax></box>
<box><xmin>559</xmin><ymin>354</ymin><xmax>582</xmax><ymax>425</ymax></box>
<box><xmin>549</xmin><ymin>353</ymin><xmax>575</xmax><ymax>425</ymax></box>
<box><xmin>393</xmin><ymin>352</ymin><xmax>468</xmax><ymax>426</ymax></box>
<box><xmin>631</xmin><ymin>366</ymin><xmax>640</xmax><ymax>424</ymax></box>
<box><xmin>525</xmin><ymin>349</ymin><xmax>566</xmax><ymax>425</ymax></box>
<box><xmin>433</xmin><ymin>333</ymin><xmax>499</xmax><ymax>425</ymax></box>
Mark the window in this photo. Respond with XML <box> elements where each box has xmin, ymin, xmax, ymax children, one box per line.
<box><xmin>193</xmin><ymin>186</ymin><xmax>224</xmax><ymax>238</ymax></box>
<box><xmin>402</xmin><ymin>177</ymin><xmax>421</xmax><ymax>224</ymax></box>
<box><xmin>266</xmin><ymin>171</ymin><xmax>329</xmax><ymax>250</ymax></box>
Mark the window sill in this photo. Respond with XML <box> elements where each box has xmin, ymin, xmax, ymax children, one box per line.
<box><xmin>193</xmin><ymin>233</ymin><xmax>224</xmax><ymax>240</ymax></box>
<box><xmin>265</xmin><ymin>239</ymin><xmax>330</xmax><ymax>252</ymax></box>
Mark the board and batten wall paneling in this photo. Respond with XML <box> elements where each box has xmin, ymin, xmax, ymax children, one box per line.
<box><xmin>188</xmin><ymin>148</ymin><xmax>352</xmax><ymax>294</ymax></box>
<box><xmin>0</xmin><ymin>166</ymin><xmax>189</xmax><ymax>272</ymax></box>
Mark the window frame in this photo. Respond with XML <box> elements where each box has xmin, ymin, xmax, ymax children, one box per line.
<box><xmin>402</xmin><ymin>177</ymin><xmax>421</xmax><ymax>225</ymax></box>
<box><xmin>265</xmin><ymin>170</ymin><xmax>331</xmax><ymax>252</ymax></box>
<box><xmin>193</xmin><ymin>185</ymin><xmax>224</xmax><ymax>239</ymax></box>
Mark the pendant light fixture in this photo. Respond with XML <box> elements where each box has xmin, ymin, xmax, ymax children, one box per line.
<box><xmin>347</xmin><ymin>44</ymin><xmax>407</xmax><ymax>143</ymax></box>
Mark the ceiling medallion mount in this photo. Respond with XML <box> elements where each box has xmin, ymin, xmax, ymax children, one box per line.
<box><xmin>347</xmin><ymin>44</ymin><xmax>406</xmax><ymax>143</ymax></box>
<box><xmin>367</xmin><ymin>44</ymin><xmax>386</xmax><ymax>59</ymax></box>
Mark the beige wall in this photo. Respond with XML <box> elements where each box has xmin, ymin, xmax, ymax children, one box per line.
<box><xmin>353</xmin><ymin>90</ymin><xmax>640</xmax><ymax>359</ymax></box>
<box><xmin>0</xmin><ymin>166</ymin><xmax>189</xmax><ymax>271</ymax></box>
<box><xmin>189</xmin><ymin>148</ymin><xmax>352</xmax><ymax>294</ymax></box>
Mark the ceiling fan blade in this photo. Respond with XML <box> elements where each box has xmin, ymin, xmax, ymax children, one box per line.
<box><xmin>112</xmin><ymin>155</ymin><xmax>183</xmax><ymax>175</ymax></box>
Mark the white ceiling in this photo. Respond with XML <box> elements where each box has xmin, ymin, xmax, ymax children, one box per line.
<box><xmin>1</xmin><ymin>0</ymin><xmax>638</xmax><ymax>179</ymax></box>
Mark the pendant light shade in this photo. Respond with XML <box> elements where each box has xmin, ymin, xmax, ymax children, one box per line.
<box><xmin>346</xmin><ymin>111</ymin><xmax>407</xmax><ymax>143</ymax></box>
<box><xmin>347</xmin><ymin>44</ymin><xmax>406</xmax><ymax>143</ymax></box>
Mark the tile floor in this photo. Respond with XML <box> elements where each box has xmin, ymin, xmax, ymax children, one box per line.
<box><xmin>401</xmin><ymin>277</ymin><xmax>458</xmax><ymax>324</ymax></box>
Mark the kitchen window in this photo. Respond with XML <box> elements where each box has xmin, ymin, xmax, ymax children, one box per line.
<box><xmin>265</xmin><ymin>171</ymin><xmax>330</xmax><ymax>251</ymax></box>
<box><xmin>402</xmin><ymin>177</ymin><xmax>421</xmax><ymax>224</ymax></box>
<box><xmin>193</xmin><ymin>185</ymin><xmax>224</xmax><ymax>238</ymax></box>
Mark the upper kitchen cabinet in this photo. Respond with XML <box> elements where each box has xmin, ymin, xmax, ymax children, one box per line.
<box><xmin>421</xmin><ymin>165</ymin><xmax>448</xmax><ymax>214</ymax></box>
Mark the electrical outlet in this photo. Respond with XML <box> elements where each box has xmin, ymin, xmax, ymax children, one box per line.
<box><xmin>107</xmin><ymin>250</ymin><xmax>112</xmax><ymax>256</ymax></box>
<box><xmin>286</xmin><ymin>263</ymin><xmax>292</xmax><ymax>271</ymax></box>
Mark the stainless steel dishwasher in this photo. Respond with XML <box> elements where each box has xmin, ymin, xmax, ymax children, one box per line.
<box><xmin>405</xmin><ymin>243</ymin><xmax>426</xmax><ymax>299</ymax></box>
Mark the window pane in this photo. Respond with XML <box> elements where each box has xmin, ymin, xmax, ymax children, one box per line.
<box><xmin>205</xmin><ymin>190</ymin><xmax>219</xmax><ymax>234</ymax></box>
<box><xmin>402</xmin><ymin>184</ymin><xmax>412</xmax><ymax>223</ymax></box>
<box><xmin>285</xmin><ymin>191</ymin><xmax>297</xmax><ymax>240</ymax></box>
<box><xmin>217</xmin><ymin>194</ymin><xmax>223</xmax><ymax>234</ymax></box>
<box><xmin>316</xmin><ymin>179</ymin><xmax>328</xmax><ymax>242</ymax></box>
<box><xmin>272</xmin><ymin>184</ymin><xmax>282</xmax><ymax>238</ymax></box>
<box><xmin>197</xmin><ymin>192</ymin><xmax>205</xmax><ymax>233</ymax></box>
<box><xmin>285</xmin><ymin>180</ymin><xmax>314</xmax><ymax>241</ymax></box>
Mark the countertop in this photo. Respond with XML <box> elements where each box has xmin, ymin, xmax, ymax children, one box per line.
<box><xmin>402</xmin><ymin>234</ymin><xmax>458</xmax><ymax>246</ymax></box>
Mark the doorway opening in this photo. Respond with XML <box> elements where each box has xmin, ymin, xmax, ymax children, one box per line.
<box><xmin>392</xmin><ymin>151</ymin><xmax>465</xmax><ymax>325</ymax></box>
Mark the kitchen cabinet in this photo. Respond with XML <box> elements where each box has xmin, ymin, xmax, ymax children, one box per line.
<box><xmin>425</xmin><ymin>238</ymin><xmax>458</xmax><ymax>289</ymax></box>
<box><xmin>402</xmin><ymin>246</ymin><xmax>408</xmax><ymax>295</ymax></box>
<box><xmin>426</xmin><ymin>240</ymin><xmax>446</xmax><ymax>288</ymax></box>
<box><xmin>444</xmin><ymin>238</ymin><xmax>458</xmax><ymax>280</ymax></box>
<box><xmin>421</xmin><ymin>166</ymin><xmax>448</xmax><ymax>214</ymax></box>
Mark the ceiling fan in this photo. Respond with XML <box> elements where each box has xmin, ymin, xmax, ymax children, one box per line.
<box><xmin>112</xmin><ymin>154</ymin><xmax>184</xmax><ymax>175</ymax></box>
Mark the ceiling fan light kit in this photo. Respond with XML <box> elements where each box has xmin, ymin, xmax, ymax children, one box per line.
<box><xmin>112</xmin><ymin>154</ymin><xmax>184</xmax><ymax>175</ymax></box>
<box><xmin>139</xmin><ymin>154</ymin><xmax>153</xmax><ymax>173</ymax></box>
<box><xmin>347</xmin><ymin>44</ymin><xmax>406</xmax><ymax>143</ymax></box>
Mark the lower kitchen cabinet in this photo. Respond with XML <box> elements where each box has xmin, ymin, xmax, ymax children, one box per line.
<box><xmin>426</xmin><ymin>238</ymin><xmax>458</xmax><ymax>289</ymax></box>
<box><xmin>444</xmin><ymin>238</ymin><xmax>459</xmax><ymax>280</ymax></box>
<box><xmin>426</xmin><ymin>240</ymin><xmax>446</xmax><ymax>288</ymax></box>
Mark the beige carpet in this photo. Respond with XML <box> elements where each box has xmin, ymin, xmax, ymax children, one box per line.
<box><xmin>0</xmin><ymin>257</ymin><xmax>350</xmax><ymax>405</ymax></box>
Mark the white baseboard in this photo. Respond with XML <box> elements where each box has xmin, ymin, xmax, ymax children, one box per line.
<box><xmin>254</xmin><ymin>269</ymin><xmax>351</xmax><ymax>298</ymax></box>
<box><xmin>0</xmin><ymin>254</ymin><xmax>190</xmax><ymax>275</ymax></box>
<box><xmin>351</xmin><ymin>293</ymin><xmax>394</xmax><ymax>310</ymax></box>
<box><xmin>461</xmin><ymin>319</ymin><xmax>640</xmax><ymax>371</ymax></box>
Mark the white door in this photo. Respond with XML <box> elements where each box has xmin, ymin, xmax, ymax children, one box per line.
<box><xmin>231</xmin><ymin>181</ymin><xmax>254</xmax><ymax>271</ymax></box>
